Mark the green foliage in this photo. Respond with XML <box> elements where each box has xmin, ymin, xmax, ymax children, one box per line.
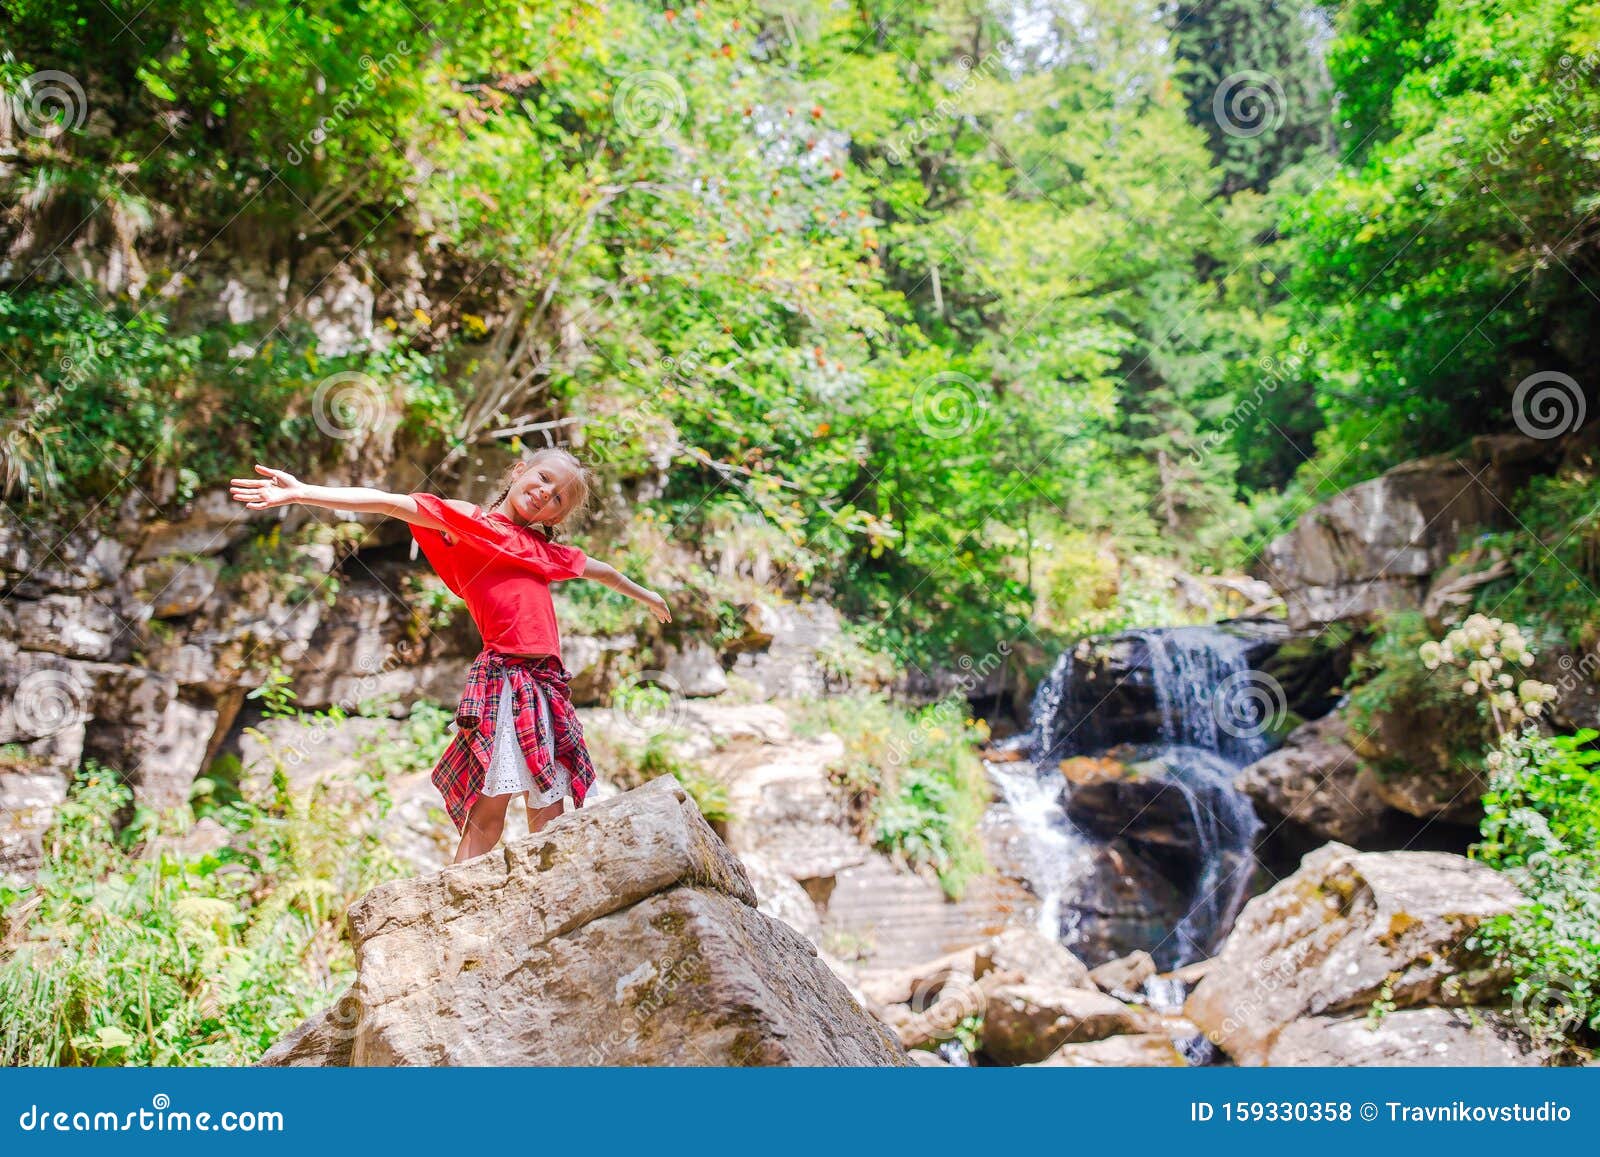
<box><xmin>1474</xmin><ymin>472</ymin><xmax>1600</xmax><ymax>649</ymax></box>
<box><xmin>0</xmin><ymin>759</ymin><xmax>406</xmax><ymax>1066</ymax></box>
<box><xmin>1284</xmin><ymin>0</ymin><xmax>1600</xmax><ymax>486</ymax></box>
<box><xmin>1171</xmin><ymin>0</ymin><xmax>1334</xmax><ymax>195</ymax></box>
<box><xmin>1468</xmin><ymin>729</ymin><xmax>1600</xmax><ymax>1048</ymax></box>
<box><xmin>0</xmin><ymin>287</ymin><xmax>453</xmax><ymax>504</ymax></box>
<box><xmin>796</xmin><ymin>692</ymin><xmax>990</xmax><ymax>898</ymax></box>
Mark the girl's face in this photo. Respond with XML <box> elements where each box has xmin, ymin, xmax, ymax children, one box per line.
<box><xmin>503</xmin><ymin>458</ymin><xmax>579</xmax><ymax>526</ymax></box>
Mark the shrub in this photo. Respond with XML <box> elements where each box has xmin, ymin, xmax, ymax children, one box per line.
<box><xmin>0</xmin><ymin>758</ymin><xmax>406</xmax><ymax>1066</ymax></box>
<box><xmin>1395</xmin><ymin>616</ymin><xmax>1598</xmax><ymax>1054</ymax></box>
<box><xmin>1468</xmin><ymin>729</ymin><xmax>1600</xmax><ymax>1050</ymax></box>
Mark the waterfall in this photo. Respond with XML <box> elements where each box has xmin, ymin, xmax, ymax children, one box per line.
<box><xmin>1022</xmin><ymin>646</ymin><xmax>1075</xmax><ymax>767</ymax></box>
<box><xmin>992</xmin><ymin>623</ymin><xmax>1273</xmax><ymax>971</ymax></box>
<box><xmin>1132</xmin><ymin>626</ymin><xmax>1278</xmax><ymax>766</ymax></box>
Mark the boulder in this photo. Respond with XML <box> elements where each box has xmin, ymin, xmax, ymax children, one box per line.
<box><xmin>1265</xmin><ymin>1008</ymin><xmax>1556</xmax><ymax>1067</ymax></box>
<box><xmin>1063</xmin><ymin>754</ymin><xmax>1207</xmax><ymax>850</ymax></box>
<box><xmin>721</xmin><ymin>601</ymin><xmax>782</xmax><ymax>653</ymax></box>
<box><xmin>1186</xmin><ymin>843</ymin><xmax>1525</xmax><ymax>1065</ymax></box>
<box><xmin>659</xmin><ymin>639</ymin><xmax>729</xmax><ymax>698</ymax></box>
<box><xmin>0</xmin><ymin>593</ymin><xmax>126</xmax><ymax>660</ymax></box>
<box><xmin>980</xmin><ymin>983</ymin><xmax>1152</xmax><ymax>1065</ymax></box>
<box><xmin>1058</xmin><ymin>836</ymin><xmax>1190</xmax><ymax>968</ymax></box>
<box><xmin>562</xmin><ymin>631</ymin><xmax>638</xmax><ymax>705</ymax></box>
<box><xmin>852</xmin><ymin>927</ymin><xmax>1091</xmax><ymax>1053</ymax></box>
<box><xmin>1369</xmin><ymin>765</ymin><xmax>1485</xmax><ymax>826</ymax></box>
<box><xmin>0</xmin><ymin>510</ymin><xmax>130</xmax><ymax>596</ymax></box>
<box><xmin>1236</xmin><ymin>713</ymin><xmax>1388</xmax><ymax>844</ymax></box>
<box><xmin>1259</xmin><ymin>452</ymin><xmax>1521</xmax><ymax>630</ymax></box>
<box><xmin>83</xmin><ymin>667</ymin><xmax>219</xmax><ymax>811</ymax></box>
<box><xmin>975</xmin><ymin>926</ymin><xmax>1094</xmax><ymax>991</ymax></box>
<box><xmin>132</xmin><ymin>490</ymin><xmax>261</xmax><ymax>562</ymax></box>
<box><xmin>257</xmin><ymin>777</ymin><xmax>908</xmax><ymax>1067</ymax></box>
<box><xmin>1089</xmin><ymin>950</ymin><xmax>1158</xmax><ymax>997</ymax></box>
<box><xmin>126</xmin><ymin>556</ymin><xmax>222</xmax><ymax>620</ymax></box>
<box><xmin>1032</xmin><ymin>1032</ymin><xmax>1188</xmax><ymax>1067</ymax></box>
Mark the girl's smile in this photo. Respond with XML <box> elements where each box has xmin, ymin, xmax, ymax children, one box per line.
<box><xmin>505</xmin><ymin>461</ymin><xmax>579</xmax><ymax>525</ymax></box>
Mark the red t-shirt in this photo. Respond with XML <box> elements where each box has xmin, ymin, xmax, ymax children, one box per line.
<box><xmin>407</xmin><ymin>492</ymin><xmax>588</xmax><ymax>661</ymax></box>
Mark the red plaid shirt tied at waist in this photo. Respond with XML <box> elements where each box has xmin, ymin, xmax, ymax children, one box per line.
<box><xmin>431</xmin><ymin>650</ymin><xmax>596</xmax><ymax>835</ymax></box>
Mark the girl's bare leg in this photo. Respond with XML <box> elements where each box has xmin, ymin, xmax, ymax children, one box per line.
<box><xmin>525</xmin><ymin>797</ymin><xmax>564</xmax><ymax>835</ymax></box>
<box><xmin>454</xmin><ymin>791</ymin><xmax>512</xmax><ymax>864</ymax></box>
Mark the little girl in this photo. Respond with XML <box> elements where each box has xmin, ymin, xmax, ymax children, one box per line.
<box><xmin>228</xmin><ymin>448</ymin><xmax>671</xmax><ymax>864</ymax></box>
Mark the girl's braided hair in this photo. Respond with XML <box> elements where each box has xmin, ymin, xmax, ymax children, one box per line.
<box><xmin>486</xmin><ymin>446</ymin><xmax>593</xmax><ymax>542</ymax></box>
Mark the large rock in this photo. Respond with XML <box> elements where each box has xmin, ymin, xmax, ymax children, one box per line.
<box><xmin>976</xmin><ymin>926</ymin><xmax>1094</xmax><ymax>991</ymax></box>
<box><xmin>1089</xmin><ymin>950</ymin><xmax>1158</xmax><ymax>997</ymax></box>
<box><xmin>1236</xmin><ymin>713</ymin><xmax>1387</xmax><ymax>844</ymax></box>
<box><xmin>0</xmin><ymin>509</ymin><xmax>130</xmax><ymax>597</ymax></box>
<box><xmin>125</xmin><ymin>556</ymin><xmax>222</xmax><ymax>620</ymax></box>
<box><xmin>980</xmin><ymin>983</ymin><xmax>1153</xmax><ymax>1065</ymax></box>
<box><xmin>857</xmin><ymin>926</ymin><xmax>1094</xmax><ymax>1053</ymax></box>
<box><xmin>131</xmin><ymin>490</ymin><xmax>262</xmax><ymax>562</ymax></box>
<box><xmin>1186</xmin><ymin>843</ymin><xmax>1526</xmax><ymax>1065</ymax></box>
<box><xmin>1368</xmin><ymin>764</ymin><xmax>1485</xmax><ymax>826</ymax></box>
<box><xmin>257</xmin><ymin>777</ymin><xmax>908</xmax><ymax>1067</ymax></box>
<box><xmin>1032</xmin><ymin>1032</ymin><xmax>1188</xmax><ymax>1067</ymax></box>
<box><xmin>1259</xmin><ymin>449</ymin><xmax>1534</xmax><ymax>630</ymax></box>
<box><xmin>562</xmin><ymin>631</ymin><xmax>639</xmax><ymax>705</ymax></box>
<box><xmin>1063</xmin><ymin>754</ymin><xmax>1213</xmax><ymax>850</ymax></box>
<box><xmin>1266</xmin><ymin>1008</ymin><xmax>1557</xmax><ymax>1066</ymax></box>
<box><xmin>659</xmin><ymin>639</ymin><xmax>729</xmax><ymax>698</ymax></box>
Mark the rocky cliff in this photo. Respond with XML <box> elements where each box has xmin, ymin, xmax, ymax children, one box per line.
<box><xmin>257</xmin><ymin>776</ymin><xmax>910</xmax><ymax>1066</ymax></box>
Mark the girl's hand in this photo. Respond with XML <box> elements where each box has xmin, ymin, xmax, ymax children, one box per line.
<box><xmin>230</xmin><ymin>465</ymin><xmax>308</xmax><ymax>511</ymax></box>
<box><xmin>642</xmin><ymin>590</ymin><xmax>672</xmax><ymax>624</ymax></box>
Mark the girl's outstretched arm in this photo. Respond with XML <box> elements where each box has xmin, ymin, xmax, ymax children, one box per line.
<box><xmin>228</xmin><ymin>465</ymin><xmax>460</xmax><ymax>532</ymax></box>
<box><xmin>581</xmin><ymin>557</ymin><xmax>673</xmax><ymax>624</ymax></box>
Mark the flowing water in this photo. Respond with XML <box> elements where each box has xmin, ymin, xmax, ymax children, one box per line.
<box><xmin>986</xmin><ymin>624</ymin><xmax>1270</xmax><ymax>970</ymax></box>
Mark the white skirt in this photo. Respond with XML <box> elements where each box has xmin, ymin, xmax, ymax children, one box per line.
<box><xmin>480</xmin><ymin>680</ymin><xmax>571</xmax><ymax>807</ymax></box>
